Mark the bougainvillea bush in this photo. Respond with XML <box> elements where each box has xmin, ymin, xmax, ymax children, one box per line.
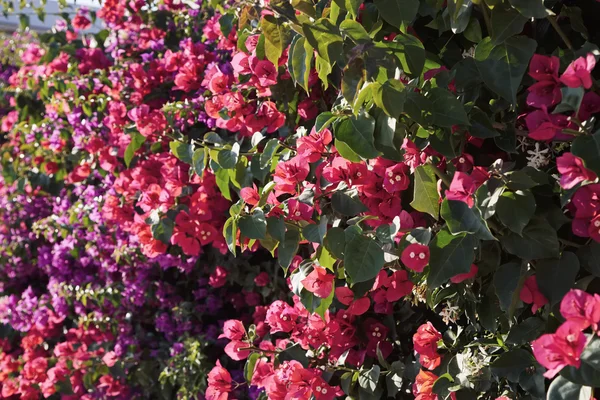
<box><xmin>2</xmin><ymin>0</ymin><xmax>600</xmax><ymax>398</ymax></box>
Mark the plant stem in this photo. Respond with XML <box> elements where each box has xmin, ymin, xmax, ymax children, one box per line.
<box><xmin>547</xmin><ymin>16</ymin><xmax>573</xmax><ymax>51</ymax></box>
<box><xmin>429</xmin><ymin>164</ymin><xmax>452</xmax><ymax>187</ymax></box>
<box><xmin>479</xmin><ymin>4</ymin><xmax>491</xmax><ymax>35</ymax></box>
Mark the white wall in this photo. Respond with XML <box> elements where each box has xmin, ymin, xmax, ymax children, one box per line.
<box><xmin>0</xmin><ymin>0</ymin><xmax>101</xmax><ymax>32</ymax></box>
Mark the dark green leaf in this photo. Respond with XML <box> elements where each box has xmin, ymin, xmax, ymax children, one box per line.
<box><xmin>260</xmin><ymin>139</ymin><xmax>280</xmax><ymax>169</ymax></box>
<box><xmin>508</xmin><ymin>0</ymin><xmax>547</xmax><ymax>18</ymax></box>
<box><xmin>536</xmin><ymin>252</ymin><xmax>580</xmax><ymax>306</ymax></box>
<box><xmin>288</xmin><ymin>36</ymin><xmax>313</xmax><ymax>93</ymax></box>
<box><xmin>169</xmin><ymin>141</ymin><xmax>193</xmax><ymax>164</ymax></box>
<box><xmin>217</xmin><ymin>144</ymin><xmax>240</xmax><ymax>169</ymax></box>
<box><xmin>335</xmin><ymin>113</ymin><xmax>380</xmax><ymax>159</ymax></box>
<box><xmin>344</xmin><ymin>235</ymin><xmax>385</xmax><ymax>283</ymax></box>
<box><xmin>124</xmin><ymin>132</ymin><xmax>146</xmax><ymax>167</ymax></box>
<box><xmin>358</xmin><ymin>365</ymin><xmax>380</xmax><ymax>393</ymax></box>
<box><xmin>279</xmin><ymin>227</ymin><xmax>301</xmax><ymax>272</ymax></box>
<box><xmin>441</xmin><ymin>199</ymin><xmax>495</xmax><ymax>240</ymax></box>
<box><xmin>577</xmin><ymin>242</ymin><xmax>600</xmax><ymax>277</ymax></box>
<box><xmin>447</xmin><ymin>0</ymin><xmax>472</xmax><ymax>34</ymax></box>
<box><xmin>500</xmin><ymin>219</ymin><xmax>560</xmax><ymax>260</ymax></box>
<box><xmin>192</xmin><ymin>148</ymin><xmax>206</xmax><ymax>175</ymax></box>
<box><xmin>493</xmin><ymin>262</ymin><xmax>525</xmax><ymax>313</ymax></box>
<box><xmin>267</xmin><ymin>216</ymin><xmax>286</xmax><ymax>242</ymax></box>
<box><xmin>315</xmin><ymin>112</ymin><xmax>338</xmax><ymax>132</ymax></box>
<box><xmin>490</xmin><ymin>349</ymin><xmax>533</xmax><ymax>381</ymax></box>
<box><xmin>302</xmin><ymin>18</ymin><xmax>343</xmax><ymax>64</ymax></box>
<box><xmin>506</xmin><ymin>317</ymin><xmax>545</xmax><ymax>345</ymax></box>
<box><xmin>491</xmin><ymin>6</ymin><xmax>528</xmax><ymax>45</ymax></box>
<box><xmin>324</xmin><ymin>227</ymin><xmax>346</xmax><ymax>259</ymax></box>
<box><xmin>554</xmin><ymin>87</ymin><xmax>585</xmax><ymax>115</ymax></box>
<box><xmin>374</xmin><ymin>80</ymin><xmax>406</xmax><ymax>118</ymax></box>
<box><xmin>332</xmin><ymin>190</ymin><xmax>369</xmax><ymax>216</ymax></box>
<box><xmin>428</xmin><ymin>87</ymin><xmax>470</xmax><ymax>127</ymax></box>
<box><xmin>474</xmin><ymin>36</ymin><xmax>537</xmax><ymax>104</ymax></box>
<box><xmin>373</xmin><ymin>0</ymin><xmax>418</xmax><ymax>27</ymax></box>
<box><xmin>571</xmin><ymin>131</ymin><xmax>600</xmax><ymax>176</ymax></box>
<box><xmin>151</xmin><ymin>218</ymin><xmax>174</xmax><ymax>245</ymax></box>
<box><xmin>223</xmin><ymin>217</ymin><xmax>237</xmax><ymax>255</ymax></box>
<box><xmin>428</xmin><ymin>229</ymin><xmax>477</xmax><ymax>288</ymax></box>
<box><xmin>547</xmin><ymin>376</ymin><xmax>593</xmax><ymax>400</ymax></box>
<box><xmin>496</xmin><ymin>190</ymin><xmax>536</xmax><ymax>235</ymax></box>
<box><xmin>239</xmin><ymin>209</ymin><xmax>267</xmax><ymax>239</ymax></box>
<box><xmin>470</xmin><ymin>107</ymin><xmax>500</xmax><ymax>138</ymax></box>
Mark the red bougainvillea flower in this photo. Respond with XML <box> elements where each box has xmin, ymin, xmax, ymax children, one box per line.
<box><xmin>529</xmin><ymin>54</ymin><xmax>560</xmax><ymax>81</ymax></box>
<box><xmin>450</xmin><ymin>264</ymin><xmax>478</xmax><ymax>283</ymax></box>
<box><xmin>520</xmin><ymin>276</ymin><xmax>548</xmax><ymax>313</ymax></box>
<box><xmin>206</xmin><ymin>360</ymin><xmax>232</xmax><ymax>400</ymax></box>
<box><xmin>310</xmin><ymin>376</ymin><xmax>343</xmax><ymax>400</ymax></box>
<box><xmin>532</xmin><ymin>321</ymin><xmax>586</xmax><ymax>378</ymax></box>
<box><xmin>560</xmin><ymin>289</ymin><xmax>600</xmax><ymax>330</ymax></box>
<box><xmin>412</xmin><ymin>369</ymin><xmax>438</xmax><ymax>400</ymax></box>
<box><xmin>413</xmin><ymin>322</ymin><xmax>442</xmax><ymax>369</ymax></box>
<box><xmin>301</xmin><ymin>266</ymin><xmax>334</xmax><ymax>298</ymax></box>
<box><xmin>382</xmin><ymin>162</ymin><xmax>410</xmax><ymax>193</ymax></box>
<box><xmin>335</xmin><ymin>287</ymin><xmax>371</xmax><ymax>315</ymax></box>
<box><xmin>579</xmin><ymin>91</ymin><xmax>600</xmax><ymax>121</ymax></box>
<box><xmin>386</xmin><ymin>270</ymin><xmax>414</xmax><ymax>302</ymax></box>
<box><xmin>296</xmin><ymin>127</ymin><xmax>333</xmax><ymax>162</ymax></box>
<box><xmin>525</xmin><ymin>108</ymin><xmax>572</xmax><ymax>141</ymax></box>
<box><xmin>445</xmin><ymin>171</ymin><xmax>477</xmax><ymax>207</ymax></box>
<box><xmin>556</xmin><ymin>153</ymin><xmax>597</xmax><ymax>189</ymax></box>
<box><xmin>401</xmin><ymin>243</ymin><xmax>430</xmax><ymax>272</ymax></box>
<box><xmin>208</xmin><ymin>266</ymin><xmax>228</xmax><ymax>288</ymax></box>
<box><xmin>254</xmin><ymin>271</ymin><xmax>270</xmax><ymax>287</ymax></box>
<box><xmin>560</xmin><ymin>53</ymin><xmax>596</xmax><ymax>89</ymax></box>
<box><xmin>273</xmin><ymin>156</ymin><xmax>310</xmax><ymax>195</ymax></box>
<box><xmin>219</xmin><ymin>320</ymin><xmax>246</xmax><ymax>340</ymax></box>
<box><xmin>527</xmin><ymin>80</ymin><xmax>562</xmax><ymax>108</ymax></box>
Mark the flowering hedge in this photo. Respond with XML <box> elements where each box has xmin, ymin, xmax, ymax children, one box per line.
<box><xmin>1</xmin><ymin>0</ymin><xmax>600</xmax><ymax>399</ymax></box>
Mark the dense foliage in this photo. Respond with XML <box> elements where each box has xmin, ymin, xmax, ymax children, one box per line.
<box><xmin>1</xmin><ymin>0</ymin><xmax>600</xmax><ymax>399</ymax></box>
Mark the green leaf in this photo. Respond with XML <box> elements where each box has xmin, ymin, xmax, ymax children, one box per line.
<box><xmin>169</xmin><ymin>141</ymin><xmax>193</xmax><ymax>164</ymax></box>
<box><xmin>440</xmin><ymin>199</ymin><xmax>495</xmax><ymax>240</ymax></box>
<box><xmin>223</xmin><ymin>217</ymin><xmax>237</xmax><ymax>255</ymax></box>
<box><xmin>547</xmin><ymin>376</ymin><xmax>593</xmax><ymax>400</ymax></box>
<box><xmin>373</xmin><ymin>110</ymin><xmax>401</xmax><ymax>161</ymax></box>
<box><xmin>324</xmin><ymin>227</ymin><xmax>346</xmax><ymax>259</ymax></box>
<box><xmin>340</xmin><ymin>20</ymin><xmax>371</xmax><ymax>44</ymax></box>
<box><xmin>335</xmin><ymin>139</ymin><xmax>362</xmax><ymax>162</ymax></box>
<box><xmin>571</xmin><ymin>131</ymin><xmax>600</xmax><ymax>176</ymax></box>
<box><xmin>496</xmin><ymin>190</ymin><xmax>535</xmax><ymax>235</ymax></box>
<box><xmin>219</xmin><ymin>13</ymin><xmax>235</xmax><ymax>37</ymax></box>
<box><xmin>554</xmin><ymin>87</ymin><xmax>585</xmax><ymax>115</ymax></box>
<box><xmin>279</xmin><ymin>227</ymin><xmax>301</xmax><ymax>272</ymax></box>
<box><xmin>314</xmin><ymin>285</ymin><xmax>334</xmax><ymax>319</ymax></box>
<box><xmin>344</xmin><ymin>235</ymin><xmax>385</xmax><ymax>283</ymax></box>
<box><xmin>410</xmin><ymin>165</ymin><xmax>440</xmax><ymax>219</ymax></box>
<box><xmin>358</xmin><ymin>365</ymin><xmax>380</xmax><ymax>393</ymax></box>
<box><xmin>288</xmin><ymin>36</ymin><xmax>313</xmax><ymax>93</ymax></box>
<box><xmin>508</xmin><ymin>0</ymin><xmax>547</xmax><ymax>18</ymax></box>
<box><xmin>260</xmin><ymin>138</ymin><xmax>280</xmax><ymax>169</ymax></box>
<box><xmin>560</xmin><ymin>337</ymin><xmax>600</xmax><ymax>386</ymax></box>
<box><xmin>536</xmin><ymin>252</ymin><xmax>580</xmax><ymax>306</ymax></box>
<box><xmin>493</xmin><ymin>261</ymin><xmax>526</xmax><ymax>314</ymax></box>
<box><xmin>404</xmin><ymin>91</ymin><xmax>433</xmax><ymax>126</ymax></box>
<box><xmin>389</xmin><ymin>34</ymin><xmax>426</xmax><ymax>77</ymax></box>
<box><xmin>124</xmin><ymin>132</ymin><xmax>146</xmax><ymax>167</ymax></box>
<box><xmin>315</xmin><ymin>112</ymin><xmax>337</xmax><ymax>132</ymax></box>
<box><xmin>239</xmin><ymin>209</ymin><xmax>267</xmax><ymax>240</ymax></box>
<box><xmin>215</xmin><ymin>168</ymin><xmax>232</xmax><ymax>200</ymax></box>
<box><xmin>447</xmin><ymin>0</ymin><xmax>472</xmax><ymax>34</ymax></box>
<box><xmin>244</xmin><ymin>353</ymin><xmax>260</xmax><ymax>383</ymax></box>
<box><xmin>262</xmin><ymin>15</ymin><xmax>293</xmax><ymax>66</ymax></box>
<box><xmin>474</xmin><ymin>36</ymin><xmax>536</xmax><ymax>104</ymax></box>
<box><xmin>501</xmin><ymin>219</ymin><xmax>560</xmax><ymax>260</ymax></box>
<box><xmin>463</xmin><ymin>16</ymin><xmax>482</xmax><ymax>43</ymax></box>
<box><xmin>490</xmin><ymin>349</ymin><xmax>533</xmax><ymax>381</ymax></box>
<box><xmin>217</xmin><ymin>143</ymin><xmax>240</xmax><ymax>169</ymax></box>
<box><xmin>374</xmin><ymin>80</ymin><xmax>406</xmax><ymax>118</ymax></box>
<box><xmin>267</xmin><ymin>216</ymin><xmax>286</xmax><ymax>242</ymax></box>
<box><xmin>506</xmin><ymin>317</ymin><xmax>545</xmax><ymax>345</ymax></box>
<box><xmin>490</xmin><ymin>6</ymin><xmax>528</xmax><ymax>45</ymax></box>
<box><xmin>302</xmin><ymin>18</ymin><xmax>343</xmax><ymax>64</ymax></box>
<box><xmin>151</xmin><ymin>218</ymin><xmax>174</xmax><ymax>245</ymax></box>
<box><xmin>428</xmin><ymin>229</ymin><xmax>476</xmax><ymax>288</ymax></box>
<box><xmin>469</xmin><ymin>107</ymin><xmax>500</xmax><ymax>138</ymax></box>
<box><xmin>334</xmin><ymin>113</ymin><xmax>380</xmax><ymax>159</ymax></box>
<box><xmin>373</xmin><ymin>0</ymin><xmax>419</xmax><ymax>28</ymax></box>
<box><xmin>577</xmin><ymin>242</ymin><xmax>600</xmax><ymax>277</ymax></box>
<box><xmin>192</xmin><ymin>148</ymin><xmax>207</xmax><ymax>175</ymax></box>
<box><xmin>302</xmin><ymin>216</ymin><xmax>328</xmax><ymax>244</ymax></box>
<box><xmin>427</xmin><ymin>87</ymin><xmax>470</xmax><ymax>127</ymax></box>
<box><xmin>332</xmin><ymin>190</ymin><xmax>368</xmax><ymax>216</ymax></box>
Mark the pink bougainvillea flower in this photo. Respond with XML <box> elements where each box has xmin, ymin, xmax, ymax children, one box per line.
<box><xmin>532</xmin><ymin>321</ymin><xmax>586</xmax><ymax>378</ymax></box>
<box><xmin>335</xmin><ymin>287</ymin><xmax>370</xmax><ymax>315</ymax></box>
<box><xmin>273</xmin><ymin>155</ymin><xmax>310</xmax><ymax>195</ymax></box>
<box><xmin>382</xmin><ymin>162</ymin><xmax>410</xmax><ymax>193</ymax></box>
<box><xmin>219</xmin><ymin>320</ymin><xmax>246</xmax><ymax>340</ymax></box>
<box><xmin>529</xmin><ymin>54</ymin><xmax>560</xmax><ymax>81</ymax></box>
<box><xmin>450</xmin><ymin>264</ymin><xmax>478</xmax><ymax>283</ymax></box>
<box><xmin>208</xmin><ymin>266</ymin><xmax>228</xmax><ymax>288</ymax></box>
<box><xmin>301</xmin><ymin>266</ymin><xmax>334</xmax><ymax>298</ymax></box>
<box><xmin>254</xmin><ymin>271</ymin><xmax>270</xmax><ymax>287</ymax></box>
<box><xmin>445</xmin><ymin>171</ymin><xmax>477</xmax><ymax>207</ymax></box>
<box><xmin>560</xmin><ymin>289</ymin><xmax>600</xmax><ymax>330</ymax></box>
<box><xmin>240</xmin><ymin>184</ymin><xmax>260</xmax><ymax>206</ymax></box>
<box><xmin>527</xmin><ymin>80</ymin><xmax>562</xmax><ymax>108</ymax></box>
<box><xmin>560</xmin><ymin>53</ymin><xmax>596</xmax><ymax>89</ymax></box>
<box><xmin>556</xmin><ymin>153</ymin><xmax>597</xmax><ymax>189</ymax></box>
<box><xmin>525</xmin><ymin>108</ymin><xmax>572</xmax><ymax>141</ymax></box>
<box><xmin>297</xmin><ymin>99</ymin><xmax>319</xmax><ymax>120</ymax></box>
<box><xmin>224</xmin><ymin>340</ymin><xmax>251</xmax><ymax>361</ymax></box>
<box><xmin>102</xmin><ymin>351</ymin><xmax>118</xmax><ymax>367</ymax></box>
<box><xmin>252</xmin><ymin>60</ymin><xmax>278</xmax><ymax>87</ymax></box>
<box><xmin>287</xmin><ymin>199</ymin><xmax>313</xmax><ymax>221</ymax></box>
<box><xmin>401</xmin><ymin>243</ymin><xmax>430</xmax><ymax>272</ymax></box>
<box><xmin>413</xmin><ymin>322</ymin><xmax>442</xmax><ymax>361</ymax></box>
<box><xmin>297</xmin><ymin>127</ymin><xmax>333</xmax><ymax>162</ymax></box>
<box><xmin>206</xmin><ymin>360</ymin><xmax>232</xmax><ymax>400</ymax></box>
<box><xmin>520</xmin><ymin>276</ymin><xmax>548</xmax><ymax>313</ymax></box>
<box><xmin>386</xmin><ymin>270</ymin><xmax>414</xmax><ymax>302</ymax></box>
<box><xmin>265</xmin><ymin>300</ymin><xmax>299</xmax><ymax>333</ymax></box>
